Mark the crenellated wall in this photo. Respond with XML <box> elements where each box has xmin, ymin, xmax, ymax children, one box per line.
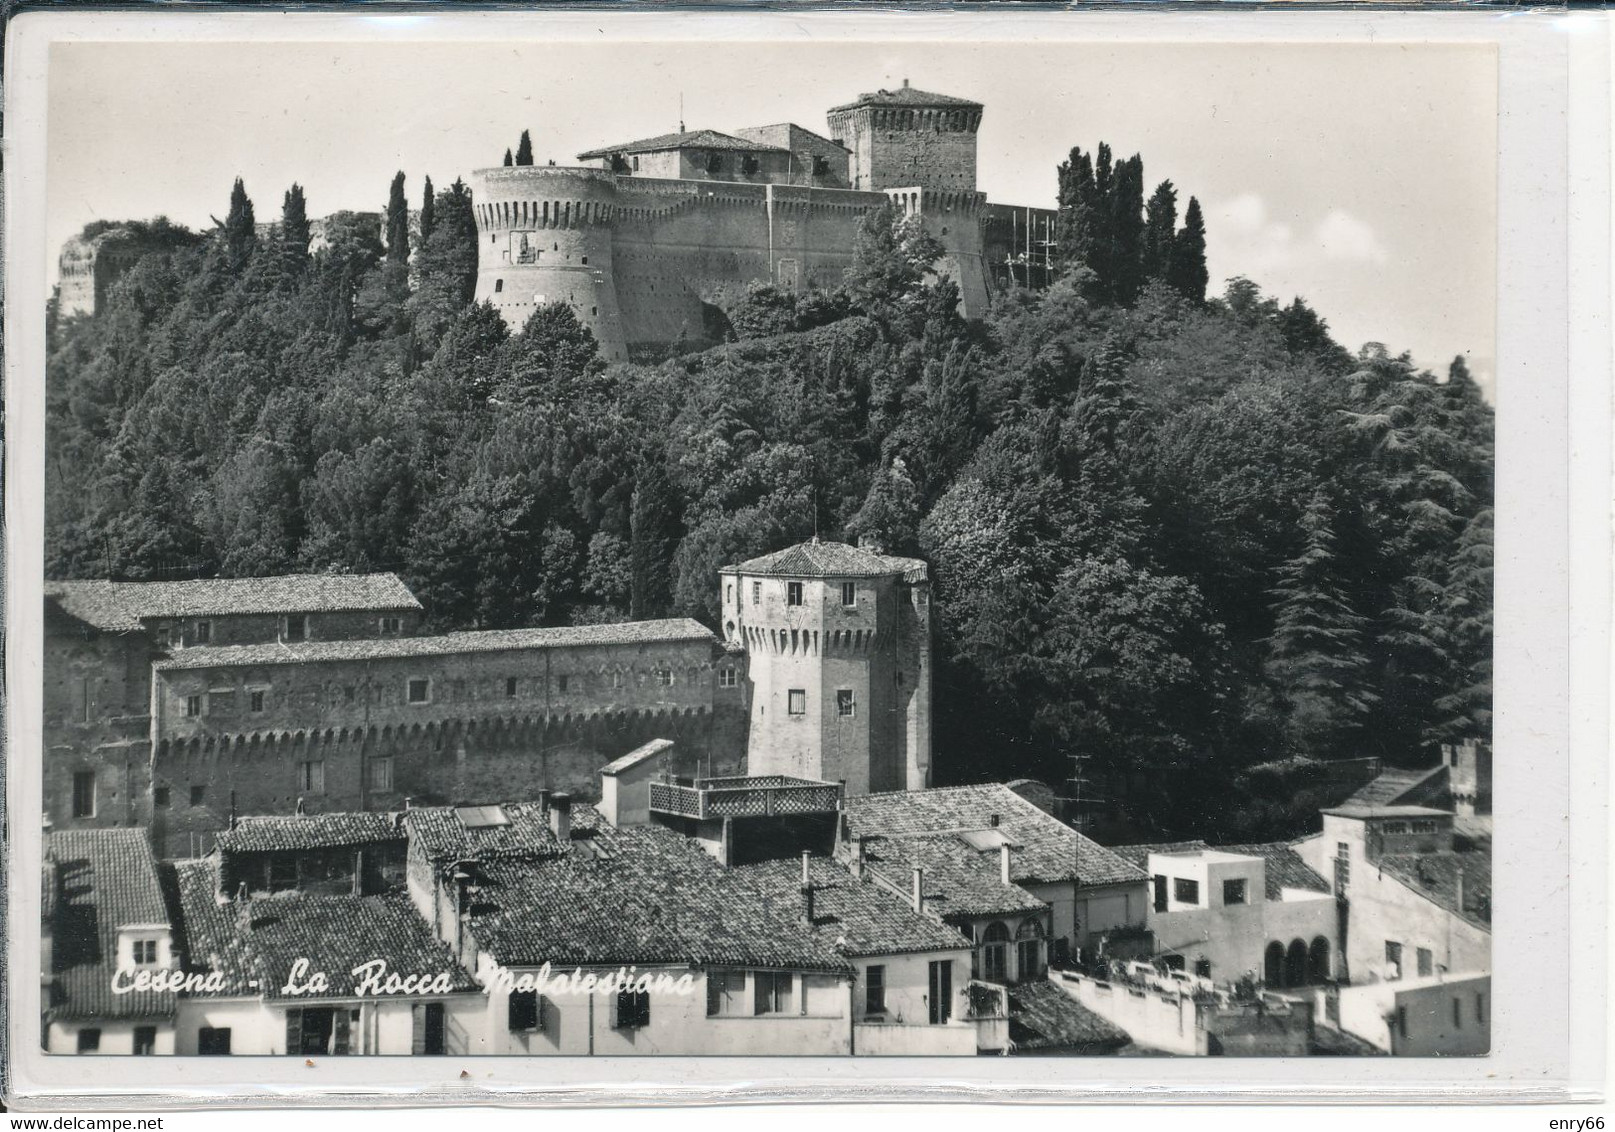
<box><xmin>471</xmin><ymin>166</ymin><xmax>999</xmax><ymax>360</ymax></box>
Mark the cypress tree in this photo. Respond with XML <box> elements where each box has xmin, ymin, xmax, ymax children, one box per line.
<box><xmin>503</xmin><ymin>148</ymin><xmax>514</xmax><ymax>167</ymax></box>
<box><xmin>515</xmin><ymin>130</ymin><xmax>534</xmax><ymax>167</ymax></box>
<box><xmin>224</xmin><ymin>176</ymin><xmax>257</xmax><ymax>271</ymax></box>
<box><xmin>1055</xmin><ymin>146</ymin><xmax>1098</xmax><ymax>278</ymax></box>
<box><xmin>1142</xmin><ymin>179</ymin><xmax>1178</xmax><ymax>282</ymax></box>
<box><xmin>1168</xmin><ymin>196</ymin><xmax>1209</xmax><ymax>304</ymax></box>
<box><xmin>1108</xmin><ymin>154</ymin><xmax>1146</xmax><ymax>304</ymax></box>
<box><xmin>1265</xmin><ymin>491</ymin><xmax>1379</xmax><ymax>756</ymax></box>
<box><xmin>279</xmin><ymin>183</ymin><xmax>311</xmax><ymax>278</ymax></box>
<box><xmin>385</xmin><ymin>171</ymin><xmax>409</xmax><ymax>265</ymax></box>
<box><xmin>420</xmin><ymin>175</ymin><xmax>436</xmax><ymax>245</ymax></box>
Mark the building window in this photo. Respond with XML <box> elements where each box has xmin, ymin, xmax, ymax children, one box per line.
<box><xmin>864</xmin><ymin>965</ymin><xmax>886</xmax><ymax>1015</ymax></box>
<box><xmin>1416</xmin><ymin>947</ymin><xmax>1434</xmax><ymax>977</ymax></box>
<box><xmin>408</xmin><ymin>678</ymin><xmax>430</xmax><ymax>704</ymax></box>
<box><xmin>837</xmin><ymin>689</ymin><xmax>856</xmax><ymax>717</ymax></box>
<box><xmin>76</xmin><ymin>1028</ymin><xmax>101</xmax><ymax>1053</ymax></box>
<box><xmin>557</xmin><ymin>675</ymin><xmax>569</xmax><ymax>693</ymax></box>
<box><xmin>368</xmin><ymin>757</ymin><xmax>393</xmax><ymax>792</ymax></box>
<box><xmin>980</xmin><ymin>922</ymin><xmax>1011</xmax><ymax>984</ymax></box>
<box><xmin>1384</xmin><ymin>941</ymin><xmax>1403</xmax><ymax>981</ymax></box>
<box><xmin>380</xmin><ymin>615</ymin><xmax>403</xmax><ymax>634</ymax></box>
<box><xmin>298</xmin><ymin>760</ymin><xmax>325</xmax><ymax>795</ymax></box>
<box><xmin>494</xmin><ymin>279</ymin><xmax>504</xmax><ymax>293</ymax></box>
<box><xmin>706</xmin><ymin>970</ymin><xmax>745</xmax><ymax>1017</ymax></box>
<box><xmin>788</xmin><ymin>689</ymin><xmax>807</xmax><ymax>715</ymax></box>
<box><xmin>614</xmin><ymin>990</ymin><xmax>651</xmax><ymax>1030</ymax></box>
<box><xmin>508</xmin><ymin>990</ymin><xmax>545</xmax><ymax>1033</ymax></box>
<box><xmin>190</xmin><ymin>784</ymin><xmax>206</xmax><ymax>807</ymax></box>
<box><xmin>185</xmin><ymin>694</ymin><xmax>203</xmax><ymax>718</ymax></box>
<box><xmin>753</xmin><ymin>971</ymin><xmax>793</xmax><ymax>1015</ymax></box>
<box><xmin>742</xmin><ymin>155</ymin><xmax>761</xmax><ymax>176</ymax></box>
<box><xmin>1153</xmin><ymin>875</ymin><xmax>1168</xmax><ymax>913</ymax></box>
<box><xmin>726</xmin><ymin>584</ymin><xmax>733</xmax><ymax>606</ymax></box>
<box><xmin>344</xmin><ymin>686</ymin><xmax>356</xmax><ymax>705</ymax></box>
<box><xmin>1015</xmin><ymin>920</ymin><xmax>1044</xmax><ymax>982</ymax></box>
<box><xmin>612</xmin><ymin>671</ymin><xmax>624</xmax><ymax>689</ymax></box>
<box><xmin>415</xmin><ymin>1002</ymin><xmax>446</xmax><ymax>1055</ymax></box>
<box><xmin>133</xmin><ymin>1026</ymin><xmax>157</xmax><ymax>1056</ymax></box>
<box><xmin>1222</xmin><ymin>879</ymin><xmax>1247</xmax><ymax>906</ymax></box>
<box><xmin>506</xmin><ymin>677</ymin><xmax>518</xmax><ymax>698</ymax></box>
<box><xmin>249</xmin><ymin>689</ymin><xmax>266</xmax><ymax>714</ymax></box>
<box><xmin>841</xmin><ymin>582</ymin><xmax>856</xmax><ymax>606</ymax></box>
<box><xmin>195</xmin><ymin>620</ymin><xmax>212</xmax><ymax>644</ymax></box>
<box><xmin>154</xmin><ymin>786</ymin><xmax>170</xmax><ymax>808</ymax></box>
<box><xmin>1452</xmin><ymin>997</ymin><xmax>1462</xmax><ymax>1029</ymax></box>
<box><xmin>132</xmin><ymin>939</ymin><xmax>158</xmax><ymax>965</ymax></box>
<box><xmin>718</xmin><ymin>668</ymin><xmax>738</xmax><ymax>688</ymax></box>
<box><xmin>631</xmin><ymin>155</ymin><xmax>640</xmax><ymax>171</ymax></box>
<box><xmin>813</xmin><ymin>155</ymin><xmax>831</xmax><ymax>176</ymax></box>
<box><xmin>71</xmin><ymin>771</ymin><xmax>96</xmax><ymax>819</ymax></box>
<box><xmin>928</xmin><ymin>959</ymin><xmax>953</xmax><ymax>1024</ymax></box>
<box><xmin>787</xmin><ymin>581</ymin><xmax>804</xmax><ymax>606</ymax></box>
<box><xmin>1476</xmin><ymin>992</ymin><xmax>1486</xmax><ymax>1025</ymax></box>
<box><xmin>1173</xmin><ymin>878</ymin><xmax>1200</xmax><ymax>905</ymax></box>
<box><xmin>752</xmin><ymin>581</ymin><xmax>761</xmax><ymax>606</ymax></box>
<box><xmin>1396</xmin><ymin>1005</ymin><xmax>1408</xmax><ymax>1040</ymax></box>
<box><xmin>197</xmin><ymin>1026</ymin><xmax>232</xmax><ymax>1055</ymax></box>
<box><xmin>282</xmin><ymin>615</ymin><xmax>308</xmax><ymax>643</ymax></box>
<box><xmin>658</xmin><ymin>669</ymin><xmax>674</xmax><ymax>687</ymax></box>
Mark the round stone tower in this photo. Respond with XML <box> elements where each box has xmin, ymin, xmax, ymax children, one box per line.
<box><xmin>469</xmin><ymin>166</ymin><xmax>629</xmax><ymax>360</ymax></box>
<box><xmin>719</xmin><ymin>538</ymin><xmax>932</xmax><ymax>796</ymax></box>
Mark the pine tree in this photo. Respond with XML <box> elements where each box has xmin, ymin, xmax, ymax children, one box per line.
<box><xmin>1168</xmin><ymin>196</ymin><xmax>1209</xmax><ymax>304</ymax></box>
<box><xmin>503</xmin><ymin>148</ymin><xmax>514</xmax><ymax>167</ymax></box>
<box><xmin>1142</xmin><ymin>179</ymin><xmax>1178</xmax><ymax>281</ymax></box>
<box><xmin>1265</xmin><ymin>491</ymin><xmax>1379</xmax><ymax>756</ymax></box>
<box><xmin>385</xmin><ymin>171</ymin><xmax>409</xmax><ymax>265</ymax></box>
<box><xmin>279</xmin><ymin>183</ymin><xmax>311</xmax><ymax>279</ymax></box>
<box><xmin>419</xmin><ymin>176</ymin><xmax>436</xmax><ymax>245</ymax></box>
<box><xmin>515</xmin><ymin>130</ymin><xmax>534</xmax><ymax>167</ymax></box>
<box><xmin>224</xmin><ymin>177</ymin><xmax>257</xmax><ymax>272</ymax></box>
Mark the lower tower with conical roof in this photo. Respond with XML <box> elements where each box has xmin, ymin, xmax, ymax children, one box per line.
<box><xmin>719</xmin><ymin>539</ymin><xmax>932</xmax><ymax>795</ymax></box>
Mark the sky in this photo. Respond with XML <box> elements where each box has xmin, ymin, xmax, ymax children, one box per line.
<box><xmin>47</xmin><ymin>37</ymin><xmax>1496</xmax><ymax>390</ymax></box>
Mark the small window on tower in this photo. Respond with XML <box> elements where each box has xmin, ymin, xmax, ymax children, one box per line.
<box><xmin>788</xmin><ymin>689</ymin><xmax>807</xmax><ymax>715</ymax></box>
<box><xmin>837</xmin><ymin>689</ymin><xmax>856</xmax><ymax>717</ymax></box>
<box><xmin>841</xmin><ymin>582</ymin><xmax>856</xmax><ymax>607</ymax></box>
<box><xmin>787</xmin><ymin>582</ymin><xmax>804</xmax><ymax>606</ymax></box>
<box><xmin>495</xmin><ymin>279</ymin><xmax>504</xmax><ymax>293</ymax></box>
<box><xmin>752</xmin><ymin>581</ymin><xmax>761</xmax><ymax>606</ymax></box>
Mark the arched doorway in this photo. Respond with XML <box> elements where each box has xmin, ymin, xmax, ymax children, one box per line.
<box><xmin>1284</xmin><ymin>939</ymin><xmax>1308</xmax><ymax>987</ymax></box>
<box><xmin>1264</xmin><ymin>941</ymin><xmax>1285</xmax><ymax>987</ymax></box>
<box><xmin>981</xmin><ymin>922</ymin><xmax>1011</xmax><ymax>985</ymax></box>
<box><xmin>1308</xmin><ymin>936</ymin><xmax>1331</xmax><ymax>984</ymax></box>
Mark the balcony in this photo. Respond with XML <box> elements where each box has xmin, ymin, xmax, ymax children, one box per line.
<box><xmin>648</xmin><ymin>775</ymin><xmax>843</xmax><ymax>821</ymax></box>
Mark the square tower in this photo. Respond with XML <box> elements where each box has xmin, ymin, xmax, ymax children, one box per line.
<box><xmin>719</xmin><ymin>539</ymin><xmax>932</xmax><ymax>795</ymax></box>
<box><xmin>825</xmin><ymin>80</ymin><xmax>983</xmax><ymax>193</ymax></box>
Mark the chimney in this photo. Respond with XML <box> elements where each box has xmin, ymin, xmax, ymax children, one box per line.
<box><xmin>990</xmin><ymin>813</ymin><xmax>1000</xmax><ymax>828</ymax></box>
<box><xmin>911</xmin><ymin>866</ymin><xmax>924</xmax><ymax>913</ymax></box>
<box><xmin>902</xmin><ymin>78</ymin><xmax>910</xmax><ymax>88</ymax></box>
<box><xmin>801</xmin><ymin>850</ymin><xmax>812</xmax><ymax>886</ymax></box>
<box><xmin>1000</xmin><ymin>842</ymin><xmax>1012</xmax><ymax>885</ymax></box>
<box><xmin>404</xmin><ymin>796</ymin><xmax>413</xmax><ymax>810</ymax></box>
<box><xmin>1454</xmin><ymin>868</ymin><xmax>1465</xmax><ymax>914</ymax></box>
<box><xmin>720</xmin><ymin>816</ymin><xmax>734</xmax><ymax>870</ymax></box>
<box><xmin>228</xmin><ymin>790</ymin><xmax>238</xmax><ymax>831</ymax></box>
<box><xmin>294</xmin><ymin>796</ymin><xmax>306</xmax><ymax>817</ymax></box>
<box><xmin>851</xmin><ymin>836</ymin><xmax>866</xmax><ymax>879</ymax></box>
<box><xmin>537</xmin><ymin>788</ymin><xmax>551</xmax><ymax>814</ymax></box>
<box><xmin>549</xmin><ymin>792</ymin><xmax>572</xmax><ymax>841</ymax></box>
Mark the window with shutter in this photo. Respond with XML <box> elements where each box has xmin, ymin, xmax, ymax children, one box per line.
<box><xmin>614</xmin><ymin>990</ymin><xmax>650</xmax><ymax>1029</ymax></box>
<box><xmin>508</xmin><ymin>990</ymin><xmax>540</xmax><ymax>1032</ymax></box>
<box><xmin>285</xmin><ymin>1009</ymin><xmax>304</xmax><ymax>1054</ymax></box>
<box><xmin>333</xmin><ymin>1009</ymin><xmax>352</xmax><ymax>1055</ymax></box>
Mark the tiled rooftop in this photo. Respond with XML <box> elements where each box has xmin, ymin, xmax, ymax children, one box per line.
<box><xmin>153</xmin><ymin>618</ymin><xmax>716</xmax><ymax>671</ymax></box>
<box><xmin>45</xmin><ymin>829</ymin><xmax>176</xmax><ymax>1022</ymax></box>
<box><xmin>1378</xmin><ymin>850</ymin><xmax>1492</xmax><ymax>931</ymax></box>
<box><xmin>45</xmin><ymin>573</ymin><xmax>420</xmax><ymax>631</ymax></box>
<box><xmin>1007</xmin><ymin>980</ymin><xmax>1129</xmax><ymax>1052</ymax></box>
<box><xmin>723</xmin><ymin>539</ymin><xmax>927</xmax><ymax>581</ymax></box>
<box><xmin>579</xmin><ymin>129</ymin><xmax>790</xmax><ymax>160</ymax></box>
<box><xmin>406</xmin><ymin>801</ymin><xmax>566</xmax><ymax>864</ymax></box>
<box><xmin>830</xmin><ymin>85</ymin><xmax>983</xmax><ymax>113</ymax></box>
<box><xmin>600</xmin><ymin>738</ymin><xmax>676</xmax><ymax>777</ymax></box>
<box><xmin>1340</xmin><ymin>764</ymin><xmax>1449</xmax><ymax>810</ymax></box>
<box><xmin>460</xmin><ymin>814</ymin><xmax>852</xmax><ymax>972</ymax></box>
<box><xmin>732</xmin><ymin>857</ymin><xmax>971</xmax><ymax>958</ymax></box>
<box><xmin>846</xmin><ymin>783</ymin><xmax>1147</xmax><ymax>889</ymax></box>
<box><xmin>173</xmin><ymin>859</ymin><xmax>477</xmax><ymax>999</ymax></box>
<box><xmin>860</xmin><ymin>835</ymin><xmax>1047</xmax><ymax>921</ymax></box>
<box><xmin>215</xmin><ymin>812</ymin><xmax>406</xmax><ymax>855</ymax></box>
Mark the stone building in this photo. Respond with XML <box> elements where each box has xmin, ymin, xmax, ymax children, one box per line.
<box><xmin>470</xmin><ymin>81</ymin><xmax>1058</xmax><ymax>359</ymax></box>
<box><xmin>719</xmin><ymin>538</ymin><xmax>932</xmax><ymax>796</ymax></box>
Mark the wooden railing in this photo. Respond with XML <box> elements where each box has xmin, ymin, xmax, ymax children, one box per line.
<box><xmin>648</xmin><ymin>776</ymin><xmax>842</xmax><ymax>821</ymax></box>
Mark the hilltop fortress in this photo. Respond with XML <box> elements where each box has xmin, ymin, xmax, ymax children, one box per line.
<box><xmin>471</xmin><ymin>81</ymin><xmax>1056</xmax><ymax>359</ymax></box>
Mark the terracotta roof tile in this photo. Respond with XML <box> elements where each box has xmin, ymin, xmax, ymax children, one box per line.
<box><xmin>45</xmin><ymin>829</ymin><xmax>176</xmax><ymax>1022</ymax></box>
<box><xmin>1377</xmin><ymin>850</ymin><xmax>1491</xmax><ymax>931</ymax></box>
<box><xmin>860</xmin><ymin>835</ymin><xmax>1047</xmax><ymax>921</ymax></box>
<box><xmin>830</xmin><ymin>86</ymin><xmax>982</xmax><ymax>113</ymax></box>
<box><xmin>173</xmin><ymin>859</ymin><xmax>477</xmax><ymax>999</ymax></box>
<box><xmin>723</xmin><ymin>539</ymin><xmax>927</xmax><ymax>581</ymax></box>
<box><xmin>153</xmin><ymin>618</ymin><xmax>716</xmax><ymax>671</ymax></box>
<box><xmin>579</xmin><ymin>129</ymin><xmax>790</xmax><ymax>160</ymax></box>
<box><xmin>405</xmin><ymin>801</ymin><xmax>565</xmax><ymax>863</ymax></box>
<box><xmin>846</xmin><ymin>784</ymin><xmax>1147</xmax><ymax>889</ymax></box>
<box><xmin>215</xmin><ymin>812</ymin><xmax>406</xmax><ymax>855</ymax></box>
<box><xmin>1007</xmin><ymin>980</ymin><xmax>1129</xmax><ymax>1051</ymax></box>
<box><xmin>732</xmin><ymin>857</ymin><xmax>971</xmax><ymax>957</ymax></box>
<box><xmin>46</xmin><ymin>573</ymin><xmax>420</xmax><ymax>631</ymax></box>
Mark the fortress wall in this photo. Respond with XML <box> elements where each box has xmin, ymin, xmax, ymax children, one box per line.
<box><xmin>148</xmin><ymin>636</ymin><xmax>750</xmax><ymax>856</ymax></box>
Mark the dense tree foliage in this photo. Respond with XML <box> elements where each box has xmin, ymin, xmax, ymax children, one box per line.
<box><xmin>45</xmin><ymin>155</ymin><xmax>1492</xmax><ymax>842</ymax></box>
